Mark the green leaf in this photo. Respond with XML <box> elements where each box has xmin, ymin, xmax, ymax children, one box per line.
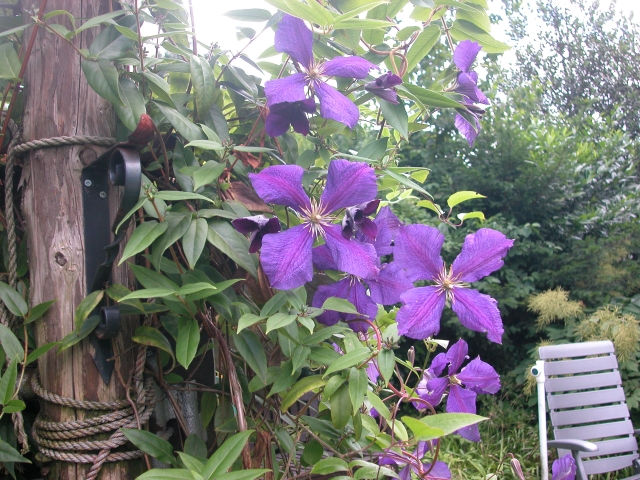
<box><xmin>3</xmin><ymin>399</ymin><xmax>25</xmax><ymax>414</ymax></box>
<box><xmin>0</xmin><ymin>43</ymin><xmax>21</xmax><ymax>79</ymax></box>
<box><xmin>402</xmin><ymin>416</ymin><xmax>444</xmax><ymax>440</ymax></box>
<box><xmin>74</xmin><ymin>290</ymin><xmax>104</xmax><ymax>329</ymax></box>
<box><xmin>335</xmin><ymin>18</ymin><xmax>395</xmax><ymax>29</ymax></box>
<box><xmin>377</xmin><ymin>348</ymin><xmax>395</xmax><ymax>384</ymax></box>
<box><xmin>416</xmin><ymin>199</ymin><xmax>444</xmax><ymax>215</ymax></box>
<box><xmin>215</xmin><ymin>470</ymin><xmax>272</xmax><ymax>480</ymax></box>
<box><xmin>449</xmin><ymin>19</ymin><xmax>510</xmax><ymax>53</ymax></box>
<box><xmin>311</xmin><ymin>457</ymin><xmax>349</xmax><ymax>475</ymax></box>
<box><xmin>207</xmin><ymin>220</ymin><xmax>257</xmax><ymax>278</ymax></box>
<box><xmin>400</xmin><ymin>84</ymin><xmax>461</xmax><ymax>109</ymax></box>
<box><xmin>291</xmin><ymin>344</ymin><xmax>310</xmax><ymax>373</ymax></box>
<box><xmin>366</xmin><ymin>391</ymin><xmax>390</xmax><ymax>421</ymax></box>
<box><xmin>191</xmin><ymin>55</ymin><xmax>216</xmax><ymax>118</ymax></box>
<box><xmin>457</xmin><ymin>211</ymin><xmax>485</xmax><ymax>223</ymax></box>
<box><xmin>89</xmin><ymin>19</ymin><xmax>136</xmax><ymax>59</ymax></box>
<box><xmin>120</xmin><ymin>428</ymin><xmax>176</xmax><ymax>466</ymax></box>
<box><xmin>129</xmin><ymin>264</ymin><xmax>179</xmax><ymax>290</ymax></box>
<box><xmin>119</xmin><ymin>288</ymin><xmax>175</xmax><ymax>301</ymax></box>
<box><xmin>115</xmin><ymin>76</ymin><xmax>146</xmax><ymax>132</ymax></box>
<box><xmin>303</xmin><ymin>325</ymin><xmax>346</xmax><ymax>345</ymax></box>
<box><xmin>379</xmin><ymin>98</ymin><xmax>409</xmax><ymax>138</ymax></box>
<box><xmin>330</xmin><ymin>383</ymin><xmax>352</xmax><ymax>429</ymax></box>
<box><xmin>233</xmin><ymin>330</ymin><xmax>267</xmax><ymax>384</ymax></box>
<box><xmin>201</xmin><ymin>391</ymin><xmax>216</xmax><ymax>428</ymax></box>
<box><xmin>143</xmin><ymin>71</ymin><xmax>175</xmax><ymax>106</ymax></box>
<box><xmin>185</xmin><ymin>140</ymin><xmax>225</xmax><ymax>152</ymax></box>
<box><xmin>154</xmin><ymin>191</ymin><xmax>215</xmax><ymax>203</ymax></box>
<box><xmin>321</xmin><ymin>297</ymin><xmax>359</xmax><ymax>315</ymax></box>
<box><xmin>224</xmin><ymin>8</ymin><xmax>273</xmax><ymax>22</ymax></box>
<box><xmin>137</xmin><ymin>470</ymin><xmax>194</xmax><ymax>480</ymax></box>
<box><xmin>131</xmin><ymin>326</ymin><xmax>175</xmax><ymax>362</ymax></box>
<box><xmin>302</xmin><ymin>439</ymin><xmax>323</xmax><ymax>466</ymax></box>
<box><xmin>349</xmin><ymin>367</ymin><xmax>368</xmax><ymax>412</ymax></box>
<box><xmin>280</xmin><ymin>375</ymin><xmax>328</xmax><ymax>412</ymax></box>
<box><xmin>155</xmin><ymin>101</ymin><xmax>206</xmax><ymax>142</ymax></box>
<box><xmin>447</xmin><ymin>190</ymin><xmax>486</xmax><ymax>208</ymax></box>
<box><xmin>456</xmin><ymin>7</ymin><xmax>491</xmax><ymax>32</ymax></box>
<box><xmin>266</xmin><ymin>313</ymin><xmax>298</xmax><ymax>334</ymax></box>
<box><xmin>182</xmin><ymin>217</ymin><xmax>208</xmax><ymax>269</ymax></box>
<box><xmin>82</xmin><ymin>58</ymin><xmax>124</xmax><ymax>106</ymax></box>
<box><xmin>176</xmin><ymin>318</ymin><xmax>200</xmax><ymax>369</ymax></box>
<box><xmin>193</xmin><ymin>161</ymin><xmax>226</xmax><ymax>191</ymax></box>
<box><xmin>237</xmin><ymin>314</ymin><xmax>265</xmax><ymax>334</ymax></box>
<box><xmin>25</xmin><ymin>300</ymin><xmax>56</xmax><ymax>324</ymax></box>
<box><xmin>75</xmin><ymin>10</ymin><xmax>128</xmax><ymax>34</ymax></box>
<box><xmin>58</xmin><ymin>315</ymin><xmax>100</xmax><ymax>352</ymax></box>
<box><xmin>0</xmin><ymin>437</ymin><xmax>30</xmax><ymax>464</ymax></box>
<box><xmin>264</xmin><ymin>0</ymin><xmax>329</xmax><ymax>26</ymax></box>
<box><xmin>119</xmin><ymin>221</ymin><xmax>168</xmax><ymax>265</ymax></box>
<box><xmin>0</xmin><ymin>325</ymin><xmax>21</xmax><ymax>362</ymax></box>
<box><xmin>383</xmin><ymin>168</ymin><xmax>432</xmax><ymax>198</ymax></box>
<box><xmin>404</xmin><ymin>25</ymin><xmax>441</xmax><ymax>77</ymax></box>
<box><xmin>357</xmin><ymin>138</ymin><xmax>388</xmax><ymax>160</ymax></box>
<box><xmin>25</xmin><ymin>341</ymin><xmax>60</xmax><ymax>365</ymax></box>
<box><xmin>0</xmin><ymin>359</ymin><xmax>17</xmax><ymax>404</ymax></box>
<box><xmin>323</xmin><ymin>348</ymin><xmax>371</xmax><ymax>377</ymax></box>
<box><xmin>308</xmin><ymin>345</ymin><xmax>341</xmax><ymax>365</ymax></box>
<box><xmin>233</xmin><ymin>146</ymin><xmax>276</xmax><ymax>153</ymax></box>
<box><xmin>0</xmin><ymin>281</ymin><xmax>27</xmax><ymax>316</ymax></box>
<box><xmin>201</xmin><ymin>430</ymin><xmax>254</xmax><ymax>480</ymax></box>
<box><xmin>418</xmin><ymin>412</ymin><xmax>487</xmax><ymax>437</ymax></box>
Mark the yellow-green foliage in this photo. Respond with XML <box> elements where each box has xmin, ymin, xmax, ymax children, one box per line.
<box><xmin>527</xmin><ymin>288</ymin><xmax>584</xmax><ymax>330</ymax></box>
<box><xmin>576</xmin><ymin>305</ymin><xmax>640</xmax><ymax>363</ymax></box>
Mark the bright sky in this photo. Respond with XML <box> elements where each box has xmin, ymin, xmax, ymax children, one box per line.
<box><xmin>191</xmin><ymin>0</ymin><xmax>638</xmax><ymax>59</ymax></box>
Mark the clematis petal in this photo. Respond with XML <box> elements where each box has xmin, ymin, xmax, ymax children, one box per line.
<box><xmin>359</xmin><ymin>218</ymin><xmax>378</xmax><ymax>241</ymax></box>
<box><xmin>274</xmin><ymin>15</ymin><xmax>313</xmax><ymax>68</ymax></box>
<box><xmin>398</xmin><ymin>465</ymin><xmax>412</xmax><ymax>480</ymax></box>
<box><xmin>454</xmin><ymin>112</ymin><xmax>480</xmax><ymax>146</ymax></box>
<box><xmin>312</xmin><ymin>244</ymin><xmax>338</xmax><ymax>271</ymax></box>
<box><xmin>421</xmin><ymin>461</ymin><xmax>452</xmax><ymax>479</ymax></box>
<box><xmin>321</xmin><ymin>159</ymin><xmax>378</xmax><ymax>214</ymax></box>
<box><xmin>445</xmin><ymin>339</ymin><xmax>469</xmax><ymax>375</ymax></box>
<box><xmin>446</xmin><ymin>384</ymin><xmax>480</xmax><ymax>442</ymax></box>
<box><xmin>429</xmin><ymin>353</ymin><xmax>449</xmax><ymax>378</ymax></box>
<box><xmin>343</xmin><ymin>279</ymin><xmax>379</xmax><ymax>332</ymax></box>
<box><xmin>232</xmin><ymin>215</ymin><xmax>281</xmax><ymax>253</ymax></box>
<box><xmin>314</xmin><ymin>81</ymin><xmax>360</xmax><ymax>128</ymax></box>
<box><xmin>456</xmin><ymin>72</ymin><xmax>489</xmax><ymax>105</ymax></box>
<box><xmin>264</xmin><ymin>73</ymin><xmax>308</xmax><ymax>106</ymax></box>
<box><xmin>324</xmin><ymin>224</ymin><xmax>379</xmax><ymax>280</ymax></box>
<box><xmin>397</xmin><ymin>286</ymin><xmax>446</xmax><ymax>339</ymax></box>
<box><xmin>288</xmin><ymin>106</ymin><xmax>312</xmax><ymax>136</ymax></box>
<box><xmin>249</xmin><ymin>164</ymin><xmax>311</xmax><ymax>213</ymax></box>
<box><xmin>417</xmin><ymin>376</ymin><xmax>448</xmax><ymax>408</ymax></box>
<box><xmin>322</xmin><ymin>56</ymin><xmax>378</xmax><ymax>79</ymax></box>
<box><xmin>394</xmin><ymin>224</ymin><xmax>445</xmax><ymax>282</ymax></box>
<box><xmin>451</xmin><ymin>228</ymin><xmax>515</xmax><ymax>282</ymax></box>
<box><xmin>265</xmin><ymin>110</ymin><xmax>292</xmax><ymax>137</ymax></box>
<box><xmin>368</xmin><ymin>206</ymin><xmax>403</xmax><ymax>256</ymax></box>
<box><xmin>457</xmin><ymin>357</ymin><xmax>501</xmax><ymax>395</ymax></box>
<box><xmin>261</xmin><ymin>225</ymin><xmax>314</xmax><ymax>290</ymax></box>
<box><xmin>371</xmin><ymin>88</ymin><xmax>399</xmax><ymax>104</ymax></box>
<box><xmin>453</xmin><ymin>40</ymin><xmax>482</xmax><ymax>72</ymax></box>
<box><xmin>366</xmin><ymin>358</ymin><xmax>379</xmax><ymax>383</ymax></box>
<box><xmin>552</xmin><ymin>454</ymin><xmax>577</xmax><ymax>480</ymax></box>
<box><xmin>312</xmin><ymin>277</ymin><xmax>351</xmax><ymax>327</ymax></box>
<box><xmin>451</xmin><ymin>287</ymin><xmax>504</xmax><ymax>344</ymax></box>
<box><xmin>368</xmin><ymin>262</ymin><xmax>413</xmax><ymax>305</ymax></box>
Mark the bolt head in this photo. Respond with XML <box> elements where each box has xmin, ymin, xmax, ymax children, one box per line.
<box><xmin>84</xmin><ymin>179</ymin><xmax>92</xmax><ymax>187</ymax></box>
<box><xmin>99</xmin><ymin>191</ymin><xmax>107</xmax><ymax>199</ymax></box>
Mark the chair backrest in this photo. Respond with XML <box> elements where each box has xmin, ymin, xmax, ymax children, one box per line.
<box><xmin>539</xmin><ymin>340</ymin><xmax>639</xmax><ymax>476</ymax></box>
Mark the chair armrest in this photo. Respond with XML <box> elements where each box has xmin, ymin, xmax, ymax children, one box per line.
<box><xmin>548</xmin><ymin>440</ymin><xmax>598</xmax><ymax>453</ymax></box>
<box><xmin>635</xmin><ymin>428</ymin><xmax>640</xmax><ymax>436</ymax></box>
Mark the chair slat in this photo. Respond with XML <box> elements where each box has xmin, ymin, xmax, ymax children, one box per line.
<box><xmin>544</xmin><ymin>355</ymin><xmax>618</xmax><ymax>375</ymax></box>
<box><xmin>582</xmin><ymin>437</ymin><xmax>639</xmax><ymax>457</ymax></box>
<box><xmin>582</xmin><ymin>453</ymin><xmax>639</xmax><ymax>476</ymax></box>
<box><xmin>545</xmin><ymin>371</ymin><xmax>621</xmax><ymax>392</ymax></box>
<box><xmin>540</xmin><ymin>341</ymin><xmax>614</xmax><ymax>359</ymax></box>
<box><xmin>547</xmin><ymin>387</ymin><xmax>626</xmax><ymax>409</ymax></box>
<box><xmin>550</xmin><ymin>404</ymin><xmax>630</xmax><ymax>427</ymax></box>
<box><xmin>554</xmin><ymin>419</ymin><xmax>634</xmax><ymax>441</ymax></box>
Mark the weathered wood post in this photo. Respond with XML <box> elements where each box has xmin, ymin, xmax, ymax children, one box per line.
<box><xmin>21</xmin><ymin>1</ymin><xmax>142</xmax><ymax>478</ymax></box>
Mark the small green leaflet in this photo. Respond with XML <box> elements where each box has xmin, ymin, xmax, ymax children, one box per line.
<box><xmin>321</xmin><ymin>297</ymin><xmax>358</xmax><ymax>315</ymax></box>
<box><xmin>447</xmin><ymin>190</ymin><xmax>486</xmax><ymax>208</ymax></box>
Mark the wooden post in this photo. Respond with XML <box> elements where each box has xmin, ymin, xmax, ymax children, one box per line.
<box><xmin>21</xmin><ymin>1</ymin><xmax>142</xmax><ymax>478</ymax></box>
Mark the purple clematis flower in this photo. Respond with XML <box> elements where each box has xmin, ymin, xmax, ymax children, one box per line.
<box><xmin>264</xmin><ymin>15</ymin><xmax>377</xmax><ymax>129</ymax></box>
<box><xmin>365</xmin><ymin>72</ymin><xmax>403</xmax><ymax>104</ymax></box>
<box><xmin>249</xmin><ymin>159</ymin><xmax>379</xmax><ymax>290</ymax></box>
<box><xmin>342</xmin><ymin>199</ymin><xmax>379</xmax><ymax>240</ymax></box>
<box><xmin>265</xmin><ymin>98</ymin><xmax>316</xmax><ymax>137</ymax></box>
<box><xmin>552</xmin><ymin>454</ymin><xmax>577</xmax><ymax>480</ymax></box>
<box><xmin>356</xmin><ymin>205</ymin><xmax>404</xmax><ymax>257</ymax></box>
<box><xmin>312</xmin><ymin>243</ymin><xmax>412</xmax><ymax>332</ymax></box>
<box><xmin>415</xmin><ymin>339</ymin><xmax>500</xmax><ymax>442</ymax></box>
<box><xmin>232</xmin><ymin>215</ymin><xmax>281</xmax><ymax>254</ymax></box>
<box><xmin>395</xmin><ymin>226</ymin><xmax>514</xmax><ymax>343</ymax></box>
<box><xmin>453</xmin><ymin>40</ymin><xmax>489</xmax><ymax>105</ymax></box>
<box><xmin>455</xmin><ymin>104</ymin><xmax>485</xmax><ymax>147</ymax></box>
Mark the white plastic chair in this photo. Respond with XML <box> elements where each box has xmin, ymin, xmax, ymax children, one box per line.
<box><xmin>532</xmin><ymin>340</ymin><xmax>640</xmax><ymax>480</ymax></box>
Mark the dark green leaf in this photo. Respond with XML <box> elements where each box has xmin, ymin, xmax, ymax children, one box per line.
<box><xmin>131</xmin><ymin>326</ymin><xmax>175</xmax><ymax>362</ymax></box>
<box><xmin>182</xmin><ymin>218</ymin><xmax>208</xmax><ymax>269</ymax></box>
<box><xmin>0</xmin><ymin>359</ymin><xmax>17</xmax><ymax>404</ymax></box>
<box><xmin>89</xmin><ymin>20</ymin><xmax>136</xmax><ymax>60</ymax></box>
<box><xmin>311</xmin><ymin>457</ymin><xmax>349</xmax><ymax>475</ymax></box>
<box><xmin>233</xmin><ymin>330</ymin><xmax>267</xmax><ymax>384</ymax></box>
<box><xmin>449</xmin><ymin>19</ymin><xmax>510</xmax><ymax>53</ymax></box>
<box><xmin>144</xmin><ymin>71</ymin><xmax>175</xmax><ymax>107</ymax></box>
<box><xmin>207</xmin><ymin>220</ymin><xmax>257</xmax><ymax>278</ymax></box>
<box><xmin>266</xmin><ymin>313</ymin><xmax>297</xmax><ymax>334</ymax></box>
<box><xmin>120</xmin><ymin>428</ymin><xmax>176</xmax><ymax>465</ymax></box>
<box><xmin>323</xmin><ymin>348</ymin><xmax>371</xmax><ymax>377</ymax></box>
<box><xmin>193</xmin><ymin>161</ymin><xmax>226</xmax><ymax>191</ymax></box>
<box><xmin>74</xmin><ymin>290</ymin><xmax>104</xmax><ymax>329</ymax></box>
<box><xmin>280</xmin><ymin>375</ymin><xmax>327</xmax><ymax>412</ymax></box>
<box><xmin>176</xmin><ymin>318</ymin><xmax>200</xmax><ymax>369</ymax></box>
<box><xmin>404</xmin><ymin>25</ymin><xmax>441</xmax><ymax>76</ymax></box>
<box><xmin>0</xmin><ymin>281</ymin><xmax>27</xmax><ymax>317</ymax></box>
<box><xmin>330</xmin><ymin>384</ymin><xmax>352</xmax><ymax>429</ymax></box>
<box><xmin>0</xmin><ymin>43</ymin><xmax>21</xmax><ymax>79</ymax></box>
<box><xmin>349</xmin><ymin>367</ymin><xmax>368</xmax><ymax>412</ymax></box>
<box><xmin>0</xmin><ymin>438</ymin><xmax>30</xmax><ymax>464</ymax></box>
<box><xmin>302</xmin><ymin>439</ymin><xmax>323</xmax><ymax>466</ymax></box>
<box><xmin>201</xmin><ymin>430</ymin><xmax>254</xmax><ymax>480</ymax></box>
<box><xmin>114</xmin><ymin>77</ymin><xmax>146</xmax><ymax>131</ymax></box>
<box><xmin>377</xmin><ymin>348</ymin><xmax>395</xmax><ymax>384</ymax></box>
<box><xmin>379</xmin><ymin>98</ymin><xmax>409</xmax><ymax>138</ymax></box>
<box><xmin>25</xmin><ymin>341</ymin><xmax>60</xmax><ymax>365</ymax></box>
<box><xmin>155</xmin><ymin>101</ymin><xmax>206</xmax><ymax>142</ymax></box>
<box><xmin>25</xmin><ymin>300</ymin><xmax>55</xmax><ymax>324</ymax></box>
<box><xmin>58</xmin><ymin>315</ymin><xmax>100</xmax><ymax>352</ymax></box>
<box><xmin>119</xmin><ymin>221</ymin><xmax>168</xmax><ymax>265</ymax></box>
<box><xmin>190</xmin><ymin>55</ymin><xmax>216</xmax><ymax>118</ymax></box>
<box><xmin>237</xmin><ymin>313</ymin><xmax>265</xmax><ymax>334</ymax></box>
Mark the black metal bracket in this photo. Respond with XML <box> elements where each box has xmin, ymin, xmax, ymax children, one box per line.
<box><xmin>82</xmin><ymin>147</ymin><xmax>141</xmax><ymax>384</ymax></box>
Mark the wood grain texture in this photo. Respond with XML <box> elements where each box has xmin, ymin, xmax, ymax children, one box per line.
<box><xmin>21</xmin><ymin>0</ymin><xmax>142</xmax><ymax>478</ymax></box>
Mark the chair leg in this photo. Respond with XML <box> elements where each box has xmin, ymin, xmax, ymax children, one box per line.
<box><xmin>571</xmin><ymin>451</ymin><xmax>588</xmax><ymax>480</ymax></box>
<box><xmin>632</xmin><ymin>457</ymin><xmax>640</xmax><ymax>475</ymax></box>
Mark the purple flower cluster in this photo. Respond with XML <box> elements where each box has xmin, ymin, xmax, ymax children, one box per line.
<box><xmin>414</xmin><ymin>339</ymin><xmax>500</xmax><ymax>441</ymax></box>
